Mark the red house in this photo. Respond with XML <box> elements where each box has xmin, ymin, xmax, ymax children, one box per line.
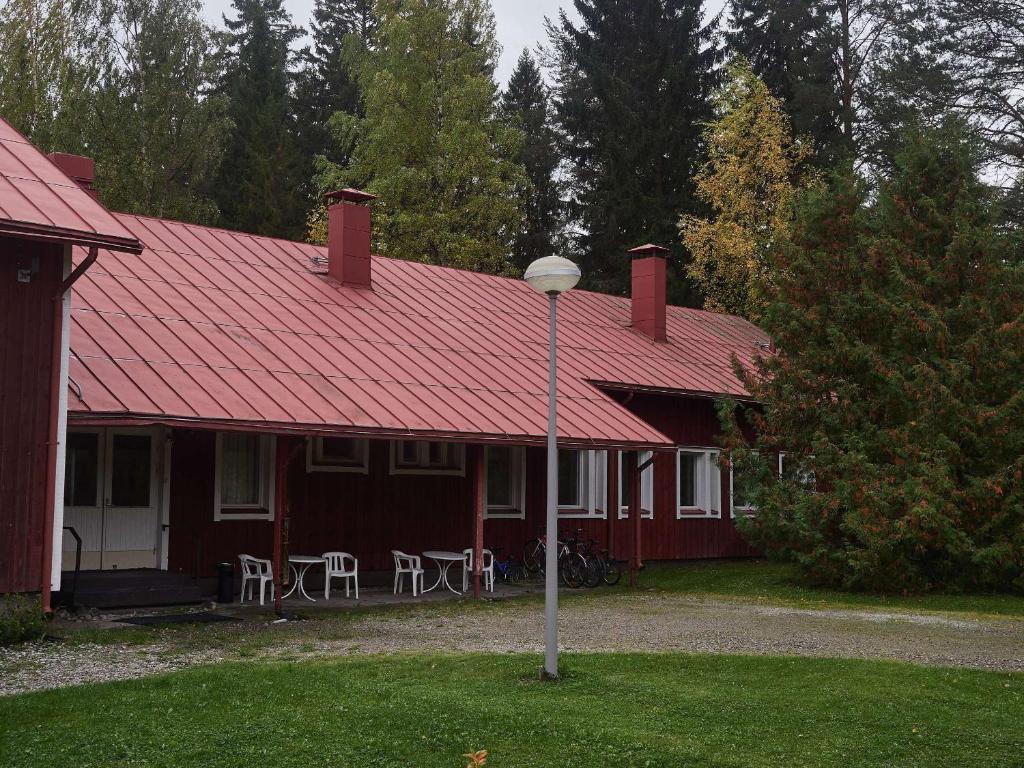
<box><xmin>0</xmin><ymin>118</ymin><xmax>768</xmax><ymax>608</ymax></box>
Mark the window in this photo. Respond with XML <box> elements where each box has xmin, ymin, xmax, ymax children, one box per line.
<box><xmin>109</xmin><ymin>434</ymin><xmax>152</xmax><ymax>507</ymax></box>
<box><xmin>389</xmin><ymin>440</ymin><xmax>465</xmax><ymax>475</ymax></box>
<box><xmin>215</xmin><ymin>432</ymin><xmax>275</xmax><ymax>520</ymax></box>
<box><xmin>730</xmin><ymin>456</ymin><xmax>759</xmax><ymax>517</ymax></box>
<box><xmin>617</xmin><ymin>451</ymin><xmax>654</xmax><ymax>519</ymax></box>
<box><xmin>676</xmin><ymin>448</ymin><xmax>722</xmax><ymax>519</ymax></box>
<box><xmin>485</xmin><ymin>446</ymin><xmax>526</xmax><ymax>519</ymax></box>
<box><xmin>307</xmin><ymin>436</ymin><xmax>369</xmax><ymax>473</ymax></box>
<box><xmin>64</xmin><ymin>432</ymin><xmax>100</xmax><ymax>507</ymax></box>
<box><xmin>557</xmin><ymin>449</ymin><xmax>607</xmax><ymax>518</ymax></box>
<box><xmin>779</xmin><ymin>453</ymin><xmax>817</xmax><ymax>490</ymax></box>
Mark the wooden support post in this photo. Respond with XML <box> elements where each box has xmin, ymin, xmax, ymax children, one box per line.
<box><xmin>472</xmin><ymin>444</ymin><xmax>485</xmax><ymax>599</ymax></box>
<box><xmin>629</xmin><ymin>451</ymin><xmax>641</xmax><ymax>588</ymax></box>
<box><xmin>272</xmin><ymin>436</ymin><xmax>288</xmax><ymax>616</ymax></box>
<box><xmin>606</xmin><ymin>449</ymin><xmax>618</xmax><ymax>557</ymax></box>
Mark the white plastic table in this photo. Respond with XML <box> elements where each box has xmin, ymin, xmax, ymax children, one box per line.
<box><xmin>283</xmin><ymin>555</ymin><xmax>326</xmax><ymax>601</ymax></box>
<box><xmin>422</xmin><ymin>550</ymin><xmax>467</xmax><ymax>595</ymax></box>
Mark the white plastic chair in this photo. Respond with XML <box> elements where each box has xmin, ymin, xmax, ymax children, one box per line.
<box><xmin>323</xmin><ymin>551</ymin><xmax>359</xmax><ymax>600</ymax></box>
<box><xmin>238</xmin><ymin>554</ymin><xmax>274</xmax><ymax>605</ymax></box>
<box><xmin>462</xmin><ymin>548</ymin><xmax>495</xmax><ymax>592</ymax></box>
<box><xmin>391</xmin><ymin>550</ymin><xmax>424</xmax><ymax>596</ymax></box>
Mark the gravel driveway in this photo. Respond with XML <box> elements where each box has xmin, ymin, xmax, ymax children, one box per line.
<box><xmin>2</xmin><ymin>593</ymin><xmax>1021</xmax><ymax>695</ymax></box>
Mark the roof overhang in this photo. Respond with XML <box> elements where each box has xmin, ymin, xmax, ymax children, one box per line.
<box><xmin>0</xmin><ymin>221</ymin><xmax>142</xmax><ymax>254</ymax></box>
<box><xmin>67</xmin><ymin>413</ymin><xmax>677</xmax><ymax>452</ymax></box>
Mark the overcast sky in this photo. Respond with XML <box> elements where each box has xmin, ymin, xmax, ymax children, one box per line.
<box><xmin>202</xmin><ymin>0</ymin><xmax>727</xmax><ymax>85</ymax></box>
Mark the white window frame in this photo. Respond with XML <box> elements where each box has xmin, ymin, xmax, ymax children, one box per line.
<box><xmin>388</xmin><ymin>440</ymin><xmax>466</xmax><ymax>476</ymax></box>
<box><xmin>676</xmin><ymin>447</ymin><xmax>722</xmax><ymax>519</ymax></box>
<box><xmin>483</xmin><ymin>446</ymin><xmax>526</xmax><ymax>519</ymax></box>
<box><xmin>729</xmin><ymin>452</ymin><xmax>759</xmax><ymax>518</ymax></box>
<box><xmin>214</xmin><ymin>432</ymin><xmax>275</xmax><ymax>521</ymax></box>
<box><xmin>306</xmin><ymin>436</ymin><xmax>369</xmax><ymax>473</ymax></box>
<box><xmin>617</xmin><ymin>451</ymin><xmax>654</xmax><ymax>519</ymax></box>
<box><xmin>557</xmin><ymin>449</ymin><xmax>608</xmax><ymax>519</ymax></box>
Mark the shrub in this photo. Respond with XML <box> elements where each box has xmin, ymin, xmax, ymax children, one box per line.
<box><xmin>0</xmin><ymin>594</ymin><xmax>46</xmax><ymax>645</ymax></box>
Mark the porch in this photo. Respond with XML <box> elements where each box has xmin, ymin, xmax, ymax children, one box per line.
<box><xmin>55</xmin><ymin>565</ymin><xmax>541</xmax><ymax>611</ymax></box>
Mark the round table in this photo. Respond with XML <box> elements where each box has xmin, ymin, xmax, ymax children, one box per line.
<box><xmin>422</xmin><ymin>550</ymin><xmax>467</xmax><ymax>595</ymax></box>
<box><xmin>283</xmin><ymin>555</ymin><xmax>326</xmax><ymax>602</ymax></box>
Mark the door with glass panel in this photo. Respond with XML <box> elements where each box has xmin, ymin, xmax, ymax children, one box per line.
<box><xmin>62</xmin><ymin>427</ymin><xmax>160</xmax><ymax>570</ymax></box>
<box><xmin>101</xmin><ymin>429</ymin><xmax>159</xmax><ymax>568</ymax></box>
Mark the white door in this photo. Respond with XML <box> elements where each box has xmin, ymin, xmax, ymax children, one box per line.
<box><xmin>102</xmin><ymin>429</ymin><xmax>159</xmax><ymax>569</ymax></box>
<box><xmin>62</xmin><ymin>429</ymin><xmax>105</xmax><ymax>570</ymax></box>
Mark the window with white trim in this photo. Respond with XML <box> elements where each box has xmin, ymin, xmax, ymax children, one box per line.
<box><xmin>306</xmin><ymin>436</ymin><xmax>369</xmax><ymax>473</ymax></box>
<box><xmin>389</xmin><ymin>440</ymin><xmax>465</xmax><ymax>475</ymax></box>
<box><xmin>779</xmin><ymin>453</ymin><xmax>817</xmax><ymax>490</ymax></box>
<box><xmin>214</xmin><ymin>432</ymin><xmax>275</xmax><ymax>520</ymax></box>
<box><xmin>617</xmin><ymin>451</ymin><xmax>654</xmax><ymax>519</ymax></box>
<box><xmin>557</xmin><ymin>449</ymin><xmax>607</xmax><ymax>518</ymax></box>
<box><xmin>484</xmin><ymin>446</ymin><xmax>526</xmax><ymax>519</ymax></box>
<box><xmin>730</xmin><ymin>454</ymin><xmax>759</xmax><ymax>517</ymax></box>
<box><xmin>676</xmin><ymin>448</ymin><xmax>722</xmax><ymax>518</ymax></box>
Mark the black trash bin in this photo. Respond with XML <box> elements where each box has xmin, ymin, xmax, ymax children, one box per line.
<box><xmin>216</xmin><ymin>562</ymin><xmax>234</xmax><ymax>604</ymax></box>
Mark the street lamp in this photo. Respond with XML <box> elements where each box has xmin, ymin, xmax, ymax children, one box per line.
<box><xmin>524</xmin><ymin>255</ymin><xmax>581</xmax><ymax>680</ymax></box>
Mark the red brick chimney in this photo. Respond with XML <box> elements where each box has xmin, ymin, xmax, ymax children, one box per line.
<box><xmin>628</xmin><ymin>243</ymin><xmax>669</xmax><ymax>342</ymax></box>
<box><xmin>47</xmin><ymin>152</ymin><xmax>98</xmax><ymax>200</ymax></box>
<box><xmin>324</xmin><ymin>188</ymin><xmax>376</xmax><ymax>288</ymax></box>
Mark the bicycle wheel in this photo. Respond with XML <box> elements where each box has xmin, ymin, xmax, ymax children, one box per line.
<box><xmin>559</xmin><ymin>555</ymin><xmax>585</xmax><ymax>588</ymax></box>
<box><xmin>522</xmin><ymin>540</ymin><xmax>544</xmax><ymax>575</ymax></box>
<box><xmin>603</xmin><ymin>559</ymin><xmax>622</xmax><ymax>586</ymax></box>
<box><xmin>583</xmin><ymin>556</ymin><xmax>603</xmax><ymax>588</ymax></box>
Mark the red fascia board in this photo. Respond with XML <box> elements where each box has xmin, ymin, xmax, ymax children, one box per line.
<box><xmin>66</xmin><ymin>413</ymin><xmax>676</xmax><ymax>451</ymax></box>
<box><xmin>0</xmin><ymin>220</ymin><xmax>142</xmax><ymax>254</ymax></box>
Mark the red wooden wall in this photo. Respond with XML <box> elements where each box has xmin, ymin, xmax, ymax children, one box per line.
<box><xmin>0</xmin><ymin>237</ymin><xmax>64</xmax><ymax>593</ymax></box>
<box><xmin>167</xmin><ymin>390</ymin><xmax>756</xmax><ymax>578</ymax></box>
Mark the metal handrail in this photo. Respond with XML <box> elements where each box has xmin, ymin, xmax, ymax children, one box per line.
<box><xmin>62</xmin><ymin>526</ymin><xmax>82</xmax><ymax>606</ymax></box>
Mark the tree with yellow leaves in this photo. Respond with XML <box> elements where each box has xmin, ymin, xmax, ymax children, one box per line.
<box><xmin>680</xmin><ymin>56</ymin><xmax>816</xmax><ymax>321</ymax></box>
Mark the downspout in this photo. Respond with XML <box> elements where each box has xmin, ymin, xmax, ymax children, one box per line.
<box><xmin>41</xmin><ymin>245</ymin><xmax>98</xmax><ymax>613</ymax></box>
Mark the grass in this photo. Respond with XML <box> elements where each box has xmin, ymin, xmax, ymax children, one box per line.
<box><xmin>1</xmin><ymin>653</ymin><xmax>1021</xmax><ymax>767</ymax></box>
<box><xmin>632</xmin><ymin>559</ymin><xmax>1024</xmax><ymax>618</ymax></box>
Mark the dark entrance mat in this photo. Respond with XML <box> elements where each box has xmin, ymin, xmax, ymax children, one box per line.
<box><xmin>118</xmin><ymin>612</ymin><xmax>238</xmax><ymax>627</ymax></box>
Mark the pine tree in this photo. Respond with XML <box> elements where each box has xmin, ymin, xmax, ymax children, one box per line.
<box><xmin>725</xmin><ymin>0</ymin><xmax>840</xmax><ymax>161</ymax></box>
<box><xmin>293</xmin><ymin>0</ymin><xmax>374</xmax><ymax>174</ymax></box>
<box><xmin>550</xmin><ymin>0</ymin><xmax>721</xmax><ymax>304</ymax></box>
<box><xmin>311</xmin><ymin>0</ymin><xmax>526</xmax><ymax>276</ymax></box>
<box><xmin>681</xmin><ymin>57</ymin><xmax>816</xmax><ymax>320</ymax></box>
<box><xmin>499</xmin><ymin>49</ymin><xmax>561</xmax><ymax>273</ymax></box>
<box><xmin>722</xmin><ymin>122</ymin><xmax>1024</xmax><ymax>593</ymax></box>
<box><xmin>215</xmin><ymin>0</ymin><xmax>304</xmax><ymax>238</ymax></box>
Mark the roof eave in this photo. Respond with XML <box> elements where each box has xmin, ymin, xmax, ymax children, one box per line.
<box><xmin>67</xmin><ymin>413</ymin><xmax>676</xmax><ymax>452</ymax></box>
<box><xmin>0</xmin><ymin>221</ymin><xmax>143</xmax><ymax>254</ymax></box>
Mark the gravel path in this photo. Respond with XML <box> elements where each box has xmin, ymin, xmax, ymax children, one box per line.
<box><xmin>2</xmin><ymin>594</ymin><xmax>1021</xmax><ymax>695</ymax></box>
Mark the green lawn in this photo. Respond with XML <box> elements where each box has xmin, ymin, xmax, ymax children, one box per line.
<box><xmin>2</xmin><ymin>653</ymin><xmax>1021</xmax><ymax>767</ymax></box>
<box><xmin>633</xmin><ymin>559</ymin><xmax>1024</xmax><ymax>618</ymax></box>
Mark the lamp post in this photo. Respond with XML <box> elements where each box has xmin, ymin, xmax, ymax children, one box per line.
<box><xmin>524</xmin><ymin>255</ymin><xmax>581</xmax><ymax>680</ymax></box>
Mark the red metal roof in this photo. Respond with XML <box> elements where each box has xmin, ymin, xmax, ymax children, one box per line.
<box><xmin>64</xmin><ymin>214</ymin><xmax>769</xmax><ymax>449</ymax></box>
<box><xmin>0</xmin><ymin>118</ymin><xmax>141</xmax><ymax>253</ymax></box>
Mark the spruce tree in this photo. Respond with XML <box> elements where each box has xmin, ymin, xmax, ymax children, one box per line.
<box><xmin>550</xmin><ymin>0</ymin><xmax>720</xmax><ymax>304</ymax></box>
<box><xmin>499</xmin><ymin>49</ymin><xmax>562</xmax><ymax>273</ymax></box>
<box><xmin>723</xmin><ymin>123</ymin><xmax>1024</xmax><ymax>593</ymax></box>
<box><xmin>215</xmin><ymin>0</ymin><xmax>304</xmax><ymax>238</ymax></box>
<box><xmin>311</xmin><ymin>0</ymin><xmax>526</xmax><ymax>276</ymax></box>
<box><xmin>725</xmin><ymin>0</ymin><xmax>840</xmax><ymax>161</ymax></box>
<box><xmin>293</xmin><ymin>0</ymin><xmax>374</xmax><ymax>175</ymax></box>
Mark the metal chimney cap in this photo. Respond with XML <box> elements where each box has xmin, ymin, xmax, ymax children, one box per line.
<box><xmin>323</xmin><ymin>188</ymin><xmax>377</xmax><ymax>204</ymax></box>
<box><xmin>628</xmin><ymin>243</ymin><xmax>670</xmax><ymax>258</ymax></box>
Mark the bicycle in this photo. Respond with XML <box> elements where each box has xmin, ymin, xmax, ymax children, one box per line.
<box><xmin>491</xmin><ymin>548</ymin><xmax>525</xmax><ymax>583</ymax></box>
